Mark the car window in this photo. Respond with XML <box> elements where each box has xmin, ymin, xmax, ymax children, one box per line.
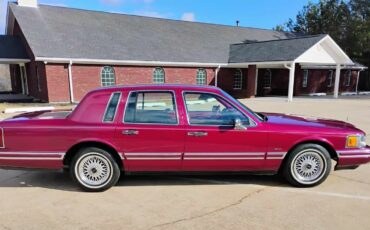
<box><xmin>103</xmin><ymin>92</ymin><xmax>121</xmax><ymax>122</ymax></box>
<box><xmin>184</xmin><ymin>92</ymin><xmax>250</xmax><ymax>126</ymax></box>
<box><xmin>124</xmin><ymin>91</ymin><xmax>177</xmax><ymax>124</ymax></box>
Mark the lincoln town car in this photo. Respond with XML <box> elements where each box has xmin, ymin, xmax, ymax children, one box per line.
<box><xmin>0</xmin><ymin>85</ymin><xmax>369</xmax><ymax>191</ymax></box>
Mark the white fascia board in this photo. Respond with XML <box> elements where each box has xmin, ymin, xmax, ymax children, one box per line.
<box><xmin>36</xmin><ymin>57</ymin><xmax>227</xmax><ymax>68</ymax></box>
<box><xmin>226</xmin><ymin>61</ymin><xmax>292</xmax><ymax>68</ymax></box>
<box><xmin>294</xmin><ymin>35</ymin><xmax>353</xmax><ymax>65</ymax></box>
<box><xmin>0</xmin><ymin>58</ymin><xmax>30</xmax><ymax>63</ymax></box>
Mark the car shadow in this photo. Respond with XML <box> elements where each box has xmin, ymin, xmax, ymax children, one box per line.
<box><xmin>0</xmin><ymin>170</ymin><xmax>290</xmax><ymax>192</ymax></box>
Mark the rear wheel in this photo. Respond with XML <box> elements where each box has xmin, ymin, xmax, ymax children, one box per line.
<box><xmin>282</xmin><ymin>144</ymin><xmax>331</xmax><ymax>187</ymax></box>
<box><xmin>70</xmin><ymin>147</ymin><xmax>120</xmax><ymax>192</ymax></box>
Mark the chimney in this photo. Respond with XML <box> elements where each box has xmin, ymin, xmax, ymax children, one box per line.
<box><xmin>236</xmin><ymin>20</ymin><xmax>240</xmax><ymax>27</ymax></box>
<box><xmin>18</xmin><ymin>0</ymin><xmax>38</xmax><ymax>7</ymax></box>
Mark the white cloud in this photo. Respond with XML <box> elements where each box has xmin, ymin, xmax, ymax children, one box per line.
<box><xmin>181</xmin><ymin>12</ymin><xmax>195</xmax><ymax>22</ymax></box>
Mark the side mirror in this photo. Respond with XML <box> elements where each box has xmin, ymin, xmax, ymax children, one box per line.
<box><xmin>234</xmin><ymin>118</ymin><xmax>247</xmax><ymax>130</ymax></box>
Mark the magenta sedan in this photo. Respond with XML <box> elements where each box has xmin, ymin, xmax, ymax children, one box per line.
<box><xmin>0</xmin><ymin>85</ymin><xmax>369</xmax><ymax>191</ymax></box>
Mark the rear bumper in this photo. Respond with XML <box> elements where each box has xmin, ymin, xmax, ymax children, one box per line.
<box><xmin>336</xmin><ymin>146</ymin><xmax>370</xmax><ymax>169</ymax></box>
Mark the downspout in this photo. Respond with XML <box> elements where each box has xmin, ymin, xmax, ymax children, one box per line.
<box><xmin>215</xmin><ymin>65</ymin><xmax>221</xmax><ymax>87</ymax></box>
<box><xmin>68</xmin><ymin>60</ymin><xmax>75</xmax><ymax>103</ymax></box>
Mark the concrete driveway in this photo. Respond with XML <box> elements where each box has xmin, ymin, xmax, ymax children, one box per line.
<box><xmin>0</xmin><ymin>97</ymin><xmax>370</xmax><ymax>230</ymax></box>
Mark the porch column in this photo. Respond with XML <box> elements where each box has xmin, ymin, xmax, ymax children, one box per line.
<box><xmin>287</xmin><ymin>62</ymin><xmax>296</xmax><ymax>102</ymax></box>
<box><xmin>246</xmin><ymin>65</ymin><xmax>257</xmax><ymax>97</ymax></box>
<box><xmin>334</xmin><ymin>64</ymin><xmax>341</xmax><ymax>98</ymax></box>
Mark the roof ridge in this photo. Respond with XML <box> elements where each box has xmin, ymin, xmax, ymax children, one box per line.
<box><xmin>14</xmin><ymin>2</ymin><xmax>295</xmax><ymax>34</ymax></box>
<box><xmin>230</xmin><ymin>34</ymin><xmax>327</xmax><ymax>46</ymax></box>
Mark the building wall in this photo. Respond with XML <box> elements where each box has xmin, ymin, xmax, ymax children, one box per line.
<box><xmin>44</xmin><ymin>64</ymin><xmax>219</xmax><ymax>102</ymax></box>
<box><xmin>217</xmin><ymin>68</ymin><xmax>249</xmax><ymax>98</ymax></box>
<box><xmin>294</xmin><ymin>68</ymin><xmax>358</xmax><ymax>95</ymax></box>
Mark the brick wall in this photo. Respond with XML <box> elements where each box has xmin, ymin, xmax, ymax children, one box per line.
<box><xmin>45</xmin><ymin>64</ymin><xmax>70</xmax><ymax>103</ymax></box>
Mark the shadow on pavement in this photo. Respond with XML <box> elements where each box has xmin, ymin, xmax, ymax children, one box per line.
<box><xmin>0</xmin><ymin>170</ymin><xmax>289</xmax><ymax>192</ymax></box>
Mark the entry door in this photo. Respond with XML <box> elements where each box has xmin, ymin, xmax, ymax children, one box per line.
<box><xmin>115</xmin><ymin>91</ymin><xmax>185</xmax><ymax>171</ymax></box>
<box><xmin>182</xmin><ymin>92</ymin><xmax>267</xmax><ymax>171</ymax></box>
<box><xmin>19</xmin><ymin>65</ymin><xmax>28</xmax><ymax>95</ymax></box>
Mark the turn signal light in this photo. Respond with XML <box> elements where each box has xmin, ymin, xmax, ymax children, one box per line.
<box><xmin>346</xmin><ymin>136</ymin><xmax>358</xmax><ymax>148</ymax></box>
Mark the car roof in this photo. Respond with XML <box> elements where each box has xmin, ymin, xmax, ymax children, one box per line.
<box><xmin>92</xmin><ymin>84</ymin><xmax>222</xmax><ymax>93</ymax></box>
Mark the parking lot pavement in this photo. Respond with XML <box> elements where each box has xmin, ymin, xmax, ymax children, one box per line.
<box><xmin>0</xmin><ymin>97</ymin><xmax>370</xmax><ymax>230</ymax></box>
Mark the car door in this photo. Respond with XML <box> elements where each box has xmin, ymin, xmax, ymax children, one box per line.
<box><xmin>115</xmin><ymin>90</ymin><xmax>185</xmax><ymax>171</ymax></box>
<box><xmin>182</xmin><ymin>91</ymin><xmax>268</xmax><ymax>171</ymax></box>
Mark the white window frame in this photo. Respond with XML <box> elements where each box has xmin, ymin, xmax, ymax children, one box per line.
<box><xmin>153</xmin><ymin>67</ymin><xmax>165</xmax><ymax>84</ymax></box>
<box><xmin>302</xmin><ymin>69</ymin><xmax>309</xmax><ymax>88</ymax></box>
<box><xmin>101</xmin><ymin>66</ymin><xmax>116</xmax><ymax>87</ymax></box>
<box><xmin>233</xmin><ymin>69</ymin><xmax>242</xmax><ymax>90</ymax></box>
<box><xmin>345</xmin><ymin>70</ymin><xmax>351</xmax><ymax>87</ymax></box>
<box><xmin>327</xmin><ymin>70</ymin><xmax>333</xmax><ymax>87</ymax></box>
<box><xmin>263</xmin><ymin>69</ymin><xmax>272</xmax><ymax>88</ymax></box>
<box><xmin>196</xmin><ymin>68</ymin><xmax>207</xmax><ymax>85</ymax></box>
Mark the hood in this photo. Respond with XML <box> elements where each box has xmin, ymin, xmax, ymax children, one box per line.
<box><xmin>262</xmin><ymin>112</ymin><xmax>356</xmax><ymax>129</ymax></box>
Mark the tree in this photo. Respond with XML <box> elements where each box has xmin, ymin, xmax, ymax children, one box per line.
<box><xmin>274</xmin><ymin>0</ymin><xmax>370</xmax><ymax>68</ymax></box>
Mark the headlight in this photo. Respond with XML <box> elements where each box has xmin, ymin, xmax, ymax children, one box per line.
<box><xmin>346</xmin><ymin>135</ymin><xmax>366</xmax><ymax>148</ymax></box>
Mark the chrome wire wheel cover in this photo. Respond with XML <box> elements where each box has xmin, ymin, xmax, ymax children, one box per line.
<box><xmin>75</xmin><ymin>153</ymin><xmax>113</xmax><ymax>189</ymax></box>
<box><xmin>291</xmin><ymin>149</ymin><xmax>326</xmax><ymax>185</ymax></box>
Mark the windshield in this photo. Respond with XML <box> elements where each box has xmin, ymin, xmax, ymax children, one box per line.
<box><xmin>221</xmin><ymin>91</ymin><xmax>264</xmax><ymax>122</ymax></box>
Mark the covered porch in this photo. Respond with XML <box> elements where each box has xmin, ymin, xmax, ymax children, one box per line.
<box><xmin>0</xmin><ymin>35</ymin><xmax>30</xmax><ymax>96</ymax></box>
<box><xmin>221</xmin><ymin>34</ymin><xmax>357</xmax><ymax>101</ymax></box>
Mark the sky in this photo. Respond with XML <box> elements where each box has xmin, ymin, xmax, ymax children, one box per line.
<box><xmin>0</xmin><ymin>0</ymin><xmax>315</xmax><ymax>35</ymax></box>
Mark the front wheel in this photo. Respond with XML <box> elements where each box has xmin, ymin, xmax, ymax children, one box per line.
<box><xmin>282</xmin><ymin>144</ymin><xmax>331</xmax><ymax>187</ymax></box>
<box><xmin>70</xmin><ymin>147</ymin><xmax>120</xmax><ymax>192</ymax></box>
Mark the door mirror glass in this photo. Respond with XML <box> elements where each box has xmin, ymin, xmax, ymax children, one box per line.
<box><xmin>234</xmin><ymin>118</ymin><xmax>247</xmax><ymax>130</ymax></box>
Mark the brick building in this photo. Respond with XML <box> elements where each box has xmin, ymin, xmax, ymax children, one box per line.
<box><xmin>0</xmin><ymin>0</ymin><xmax>368</xmax><ymax>103</ymax></box>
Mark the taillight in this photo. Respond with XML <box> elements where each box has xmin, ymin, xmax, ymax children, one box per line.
<box><xmin>0</xmin><ymin>128</ymin><xmax>4</xmax><ymax>148</ymax></box>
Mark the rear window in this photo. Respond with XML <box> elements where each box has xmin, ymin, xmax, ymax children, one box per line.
<box><xmin>124</xmin><ymin>91</ymin><xmax>177</xmax><ymax>124</ymax></box>
<box><xmin>103</xmin><ymin>92</ymin><xmax>121</xmax><ymax>122</ymax></box>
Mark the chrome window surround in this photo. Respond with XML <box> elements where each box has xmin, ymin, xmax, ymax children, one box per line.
<box><xmin>102</xmin><ymin>92</ymin><xmax>122</xmax><ymax>123</ymax></box>
<box><xmin>181</xmin><ymin>91</ymin><xmax>257</xmax><ymax>127</ymax></box>
<box><xmin>122</xmin><ymin>90</ymin><xmax>180</xmax><ymax>126</ymax></box>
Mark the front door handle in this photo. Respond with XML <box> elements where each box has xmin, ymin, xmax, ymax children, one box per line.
<box><xmin>188</xmin><ymin>131</ymin><xmax>208</xmax><ymax>137</ymax></box>
<box><xmin>122</xmin><ymin>129</ymin><xmax>139</xmax><ymax>135</ymax></box>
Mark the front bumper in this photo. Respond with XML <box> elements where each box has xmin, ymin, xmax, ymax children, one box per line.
<box><xmin>335</xmin><ymin>146</ymin><xmax>370</xmax><ymax>170</ymax></box>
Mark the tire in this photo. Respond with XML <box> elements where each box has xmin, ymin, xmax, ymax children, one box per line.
<box><xmin>282</xmin><ymin>143</ymin><xmax>331</xmax><ymax>187</ymax></box>
<box><xmin>70</xmin><ymin>147</ymin><xmax>120</xmax><ymax>192</ymax></box>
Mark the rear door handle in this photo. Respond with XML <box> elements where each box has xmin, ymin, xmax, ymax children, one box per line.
<box><xmin>122</xmin><ymin>129</ymin><xmax>139</xmax><ymax>135</ymax></box>
<box><xmin>188</xmin><ymin>131</ymin><xmax>208</xmax><ymax>137</ymax></box>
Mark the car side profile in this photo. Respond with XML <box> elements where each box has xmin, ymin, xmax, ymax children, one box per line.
<box><xmin>0</xmin><ymin>84</ymin><xmax>369</xmax><ymax>191</ymax></box>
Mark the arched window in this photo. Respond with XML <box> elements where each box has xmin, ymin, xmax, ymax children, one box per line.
<box><xmin>101</xmin><ymin>66</ymin><xmax>115</xmax><ymax>87</ymax></box>
<box><xmin>263</xmin><ymin>69</ymin><xmax>272</xmax><ymax>88</ymax></box>
<box><xmin>327</xmin><ymin>70</ymin><xmax>333</xmax><ymax>87</ymax></box>
<box><xmin>233</xmin><ymin>69</ymin><xmax>242</xmax><ymax>90</ymax></box>
<box><xmin>153</xmin><ymin>67</ymin><xmax>165</xmax><ymax>84</ymax></box>
<box><xmin>345</xmin><ymin>70</ymin><xmax>351</xmax><ymax>86</ymax></box>
<box><xmin>196</xmin><ymin>69</ymin><xmax>207</xmax><ymax>85</ymax></box>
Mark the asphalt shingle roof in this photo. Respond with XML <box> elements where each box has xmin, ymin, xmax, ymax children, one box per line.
<box><xmin>9</xmin><ymin>3</ymin><xmax>297</xmax><ymax>63</ymax></box>
<box><xmin>228</xmin><ymin>35</ymin><xmax>327</xmax><ymax>63</ymax></box>
<box><xmin>0</xmin><ymin>35</ymin><xmax>29</xmax><ymax>60</ymax></box>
